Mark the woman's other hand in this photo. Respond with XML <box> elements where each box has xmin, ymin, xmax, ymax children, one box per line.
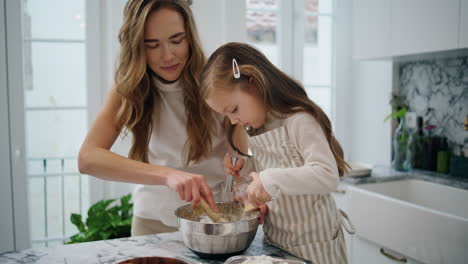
<box><xmin>247</xmin><ymin>172</ymin><xmax>272</xmax><ymax>207</ymax></box>
<box><xmin>165</xmin><ymin>170</ymin><xmax>217</xmax><ymax>211</ymax></box>
<box><xmin>223</xmin><ymin>152</ymin><xmax>245</xmax><ymax>177</ymax></box>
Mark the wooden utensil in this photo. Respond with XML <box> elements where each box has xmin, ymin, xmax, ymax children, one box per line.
<box><xmin>243</xmin><ymin>203</ymin><xmax>256</xmax><ymax>212</ymax></box>
<box><xmin>198</xmin><ymin>198</ymin><xmax>224</xmax><ymax>223</ymax></box>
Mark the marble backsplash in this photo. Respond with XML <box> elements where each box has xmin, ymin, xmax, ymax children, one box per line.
<box><xmin>399</xmin><ymin>55</ymin><xmax>468</xmax><ymax>150</ymax></box>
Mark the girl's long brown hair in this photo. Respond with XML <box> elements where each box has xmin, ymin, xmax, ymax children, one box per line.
<box><xmin>116</xmin><ymin>0</ymin><xmax>213</xmax><ymax>165</ymax></box>
<box><xmin>201</xmin><ymin>42</ymin><xmax>350</xmax><ymax>176</ymax></box>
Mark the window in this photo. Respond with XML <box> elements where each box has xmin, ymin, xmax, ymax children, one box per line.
<box><xmin>246</xmin><ymin>0</ymin><xmax>335</xmax><ymax>118</ymax></box>
<box><xmin>22</xmin><ymin>0</ymin><xmax>90</xmax><ymax>247</ymax></box>
<box><xmin>246</xmin><ymin>0</ymin><xmax>280</xmax><ymax>67</ymax></box>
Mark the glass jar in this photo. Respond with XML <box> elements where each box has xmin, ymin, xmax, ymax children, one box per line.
<box><xmin>405</xmin><ymin>127</ymin><xmax>423</xmax><ymax>170</ymax></box>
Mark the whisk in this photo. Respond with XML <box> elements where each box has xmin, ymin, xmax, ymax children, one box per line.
<box><xmin>219</xmin><ymin>151</ymin><xmax>238</xmax><ymax>213</ymax></box>
<box><xmin>219</xmin><ymin>151</ymin><xmax>258</xmax><ymax>216</ymax></box>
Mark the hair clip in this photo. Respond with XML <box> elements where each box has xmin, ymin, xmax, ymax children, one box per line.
<box><xmin>232</xmin><ymin>58</ymin><xmax>241</xmax><ymax>79</ymax></box>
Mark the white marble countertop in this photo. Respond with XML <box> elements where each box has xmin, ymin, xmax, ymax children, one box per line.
<box><xmin>5</xmin><ymin>165</ymin><xmax>461</xmax><ymax>264</ymax></box>
<box><xmin>0</xmin><ymin>226</ymin><xmax>309</xmax><ymax>264</ymax></box>
<box><xmin>341</xmin><ymin>165</ymin><xmax>468</xmax><ymax>190</ymax></box>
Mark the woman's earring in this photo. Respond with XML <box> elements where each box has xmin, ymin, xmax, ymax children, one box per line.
<box><xmin>232</xmin><ymin>58</ymin><xmax>241</xmax><ymax>79</ymax></box>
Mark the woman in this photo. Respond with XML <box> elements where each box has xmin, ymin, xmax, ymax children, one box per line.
<box><xmin>78</xmin><ymin>0</ymin><xmax>242</xmax><ymax>236</ymax></box>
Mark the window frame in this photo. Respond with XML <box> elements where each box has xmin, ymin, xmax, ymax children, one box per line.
<box><xmin>3</xmin><ymin>0</ymin><xmax>31</xmax><ymax>251</ymax></box>
<box><xmin>246</xmin><ymin>0</ymin><xmax>337</xmax><ymax>122</ymax></box>
<box><xmin>1</xmin><ymin>0</ymin><xmax>103</xmax><ymax>248</ymax></box>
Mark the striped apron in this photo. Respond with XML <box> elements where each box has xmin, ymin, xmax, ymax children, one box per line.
<box><xmin>249</xmin><ymin>126</ymin><xmax>354</xmax><ymax>264</ymax></box>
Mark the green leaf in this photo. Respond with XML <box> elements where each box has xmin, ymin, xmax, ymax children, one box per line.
<box><xmin>100</xmin><ymin>231</ymin><xmax>113</xmax><ymax>240</ymax></box>
<box><xmin>70</xmin><ymin>214</ymin><xmax>86</xmax><ymax>233</ymax></box>
<box><xmin>85</xmin><ymin>227</ymin><xmax>101</xmax><ymax>239</ymax></box>
<box><xmin>120</xmin><ymin>194</ymin><xmax>131</xmax><ymax>206</ymax></box>
<box><xmin>87</xmin><ymin>199</ymin><xmax>115</xmax><ymax>217</ymax></box>
<box><xmin>384</xmin><ymin>107</ymin><xmax>407</xmax><ymax>122</ymax></box>
<box><xmin>66</xmin><ymin>233</ymin><xmax>86</xmax><ymax>244</ymax></box>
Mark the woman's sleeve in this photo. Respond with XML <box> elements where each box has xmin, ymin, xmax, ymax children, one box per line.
<box><xmin>259</xmin><ymin>113</ymin><xmax>340</xmax><ymax>196</ymax></box>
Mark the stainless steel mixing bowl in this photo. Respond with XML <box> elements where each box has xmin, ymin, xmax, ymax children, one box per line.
<box><xmin>174</xmin><ymin>202</ymin><xmax>260</xmax><ymax>259</ymax></box>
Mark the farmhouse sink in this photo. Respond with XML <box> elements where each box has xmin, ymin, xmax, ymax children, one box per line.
<box><xmin>347</xmin><ymin>179</ymin><xmax>468</xmax><ymax>264</ymax></box>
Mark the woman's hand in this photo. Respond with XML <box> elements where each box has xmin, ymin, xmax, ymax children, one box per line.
<box><xmin>223</xmin><ymin>152</ymin><xmax>245</xmax><ymax>177</ymax></box>
<box><xmin>247</xmin><ymin>172</ymin><xmax>272</xmax><ymax>207</ymax></box>
<box><xmin>165</xmin><ymin>170</ymin><xmax>217</xmax><ymax>211</ymax></box>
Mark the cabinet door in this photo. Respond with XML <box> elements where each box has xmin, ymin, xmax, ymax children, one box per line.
<box><xmin>352</xmin><ymin>237</ymin><xmax>423</xmax><ymax>264</ymax></box>
<box><xmin>332</xmin><ymin>183</ymin><xmax>352</xmax><ymax>262</ymax></box>
<box><xmin>461</xmin><ymin>0</ymin><xmax>468</xmax><ymax>48</ymax></box>
<box><xmin>353</xmin><ymin>0</ymin><xmax>391</xmax><ymax>59</ymax></box>
<box><xmin>391</xmin><ymin>0</ymin><xmax>459</xmax><ymax>56</ymax></box>
<box><xmin>332</xmin><ymin>182</ymin><xmax>349</xmax><ymax>211</ymax></box>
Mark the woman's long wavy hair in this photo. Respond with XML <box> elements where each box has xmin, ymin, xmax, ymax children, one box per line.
<box><xmin>116</xmin><ymin>0</ymin><xmax>213</xmax><ymax>165</ymax></box>
<box><xmin>200</xmin><ymin>42</ymin><xmax>350</xmax><ymax>176</ymax></box>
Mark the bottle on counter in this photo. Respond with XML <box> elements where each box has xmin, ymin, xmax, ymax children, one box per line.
<box><xmin>405</xmin><ymin>116</ymin><xmax>423</xmax><ymax>170</ymax></box>
<box><xmin>464</xmin><ymin>115</ymin><xmax>468</xmax><ymax>131</ymax></box>
<box><xmin>450</xmin><ymin>144</ymin><xmax>468</xmax><ymax>178</ymax></box>
<box><xmin>436</xmin><ymin>137</ymin><xmax>450</xmax><ymax>174</ymax></box>
<box><xmin>392</xmin><ymin>115</ymin><xmax>408</xmax><ymax>171</ymax></box>
<box><xmin>421</xmin><ymin>124</ymin><xmax>439</xmax><ymax>171</ymax></box>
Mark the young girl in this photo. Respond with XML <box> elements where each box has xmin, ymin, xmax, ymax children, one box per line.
<box><xmin>201</xmin><ymin>42</ymin><xmax>355</xmax><ymax>264</ymax></box>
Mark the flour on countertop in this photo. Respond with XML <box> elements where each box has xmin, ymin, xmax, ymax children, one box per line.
<box><xmin>240</xmin><ymin>255</ymin><xmax>288</xmax><ymax>264</ymax></box>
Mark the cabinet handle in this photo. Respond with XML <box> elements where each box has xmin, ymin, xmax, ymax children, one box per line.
<box><xmin>334</xmin><ymin>189</ymin><xmax>346</xmax><ymax>194</ymax></box>
<box><xmin>380</xmin><ymin>248</ymin><xmax>407</xmax><ymax>263</ymax></box>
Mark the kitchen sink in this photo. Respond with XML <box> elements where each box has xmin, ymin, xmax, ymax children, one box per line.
<box><xmin>347</xmin><ymin>179</ymin><xmax>468</xmax><ymax>264</ymax></box>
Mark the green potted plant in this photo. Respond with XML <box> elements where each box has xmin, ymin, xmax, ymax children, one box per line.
<box><xmin>67</xmin><ymin>193</ymin><xmax>133</xmax><ymax>244</ymax></box>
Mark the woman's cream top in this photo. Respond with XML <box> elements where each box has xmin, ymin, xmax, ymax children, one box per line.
<box><xmin>133</xmin><ymin>78</ymin><xmax>227</xmax><ymax>227</ymax></box>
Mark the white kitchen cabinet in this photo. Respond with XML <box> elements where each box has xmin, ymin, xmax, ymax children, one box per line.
<box><xmin>347</xmin><ymin>180</ymin><xmax>468</xmax><ymax>263</ymax></box>
<box><xmin>352</xmin><ymin>0</ymin><xmax>391</xmax><ymax>59</ymax></box>
<box><xmin>332</xmin><ymin>182</ymin><xmax>350</xmax><ymax>211</ymax></box>
<box><xmin>390</xmin><ymin>0</ymin><xmax>460</xmax><ymax>56</ymax></box>
<box><xmin>332</xmin><ymin>182</ymin><xmax>353</xmax><ymax>262</ymax></box>
<box><xmin>461</xmin><ymin>0</ymin><xmax>468</xmax><ymax>48</ymax></box>
<box><xmin>353</xmin><ymin>0</ymin><xmax>464</xmax><ymax>59</ymax></box>
<box><xmin>352</xmin><ymin>236</ymin><xmax>423</xmax><ymax>264</ymax></box>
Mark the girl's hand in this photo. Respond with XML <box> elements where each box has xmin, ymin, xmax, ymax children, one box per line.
<box><xmin>223</xmin><ymin>152</ymin><xmax>245</xmax><ymax>177</ymax></box>
<box><xmin>258</xmin><ymin>204</ymin><xmax>268</xmax><ymax>224</ymax></box>
<box><xmin>165</xmin><ymin>170</ymin><xmax>217</xmax><ymax>211</ymax></box>
<box><xmin>247</xmin><ymin>172</ymin><xmax>272</xmax><ymax>207</ymax></box>
<box><xmin>232</xmin><ymin>182</ymin><xmax>249</xmax><ymax>204</ymax></box>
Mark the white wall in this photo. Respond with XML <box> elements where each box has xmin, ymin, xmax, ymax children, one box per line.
<box><xmin>0</xmin><ymin>0</ymin><xmax>15</xmax><ymax>253</ymax></box>
<box><xmin>334</xmin><ymin>0</ymin><xmax>353</xmax><ymax>160</ymax></box>
<box><xmin>348</xmin><ymin>60</ymin><xmax>393</xmax><ymax>166</ymax></box>
<box><xmin>92</xmin><ymin>0</ymin><xmax>247</xmax><ymax>200</ymax></box>
<box><xmin>87</xmin><ymin>0</ymin><xmax>130</xmax><ymax>204</ymax></box>
<box><xmin>335</xmin><ymin>0</ymin><xmax>392</xmax><ymax>167</ymax></box>
<box><xmin>333</xmin><ymin>0</ymin><xmax>393</xmax><ymax>167</ymax></box>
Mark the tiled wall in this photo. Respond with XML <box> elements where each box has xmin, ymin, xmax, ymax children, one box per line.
<box><xmin>399</xmin><ymin>56</ymin><xmax>468</xmax><ymax>150</ymax></box>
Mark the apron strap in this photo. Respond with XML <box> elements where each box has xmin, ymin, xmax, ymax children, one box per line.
<box><xmin>338</xmin><ymin>209</ymin><xmax>356</xmax><ymax>235</ymax></box>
